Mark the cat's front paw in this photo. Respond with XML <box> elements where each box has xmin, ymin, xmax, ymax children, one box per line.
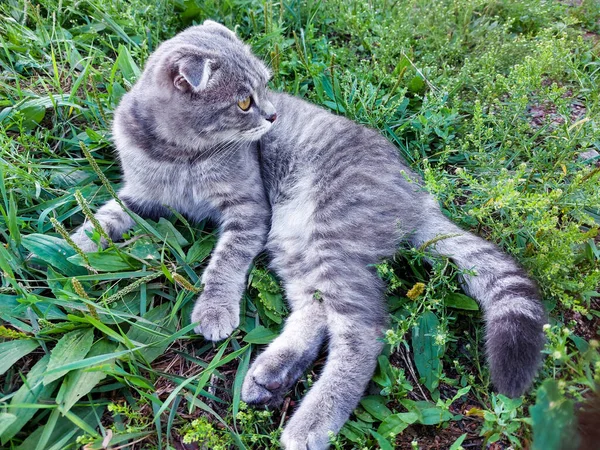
<box><xmin>191</xmin><ymin>298</ymin><xmax>240</xmax><ymax>341</ymax></box>
<box><xmin>70</xmin><ymin>225</ymin><xmax>102</xmax><ymax>253</ymax></box>
<box><xmin>281</xmin><ymin>409</ymin><xmax>333</xmax><ymax>450</ymax></box>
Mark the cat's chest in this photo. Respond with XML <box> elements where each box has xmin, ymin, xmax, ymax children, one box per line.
<box><xmin>123</xmin><ymin>158</ymin><xmax>219</xmax><ymax>218</ymax></box>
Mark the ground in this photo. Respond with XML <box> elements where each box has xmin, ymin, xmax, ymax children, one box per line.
<box><xmin>0</xmin><ymin>0</ymin><xmax>599</xmax><ymax>449</ymax></box>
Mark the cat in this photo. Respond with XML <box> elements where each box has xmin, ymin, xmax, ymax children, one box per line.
<box><xmin>69</xmin><ymin>21</ymin><xmax>546</xmax><ymax>450</ymax></box>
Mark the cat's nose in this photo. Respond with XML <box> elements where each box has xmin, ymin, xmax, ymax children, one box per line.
<box><xmin>266</xmin><ymin>112</ymin><xmax>277</xmax><ymax>123</ymax></box>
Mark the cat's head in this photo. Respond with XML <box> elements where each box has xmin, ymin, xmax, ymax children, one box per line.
<box><xmin>126</xmin><ymin>21</ymin><xmax>276</xmax><ymax>152</ymax></box>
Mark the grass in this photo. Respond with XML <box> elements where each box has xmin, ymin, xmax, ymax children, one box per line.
<box><xmin>0</xmin><ymin>0</ymin><xmax>599</xmax><ymax>448</ymax></box>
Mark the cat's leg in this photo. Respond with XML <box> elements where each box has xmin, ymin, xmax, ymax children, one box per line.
<box><xmin>280</xmin><ymin>300</ymin><xmax>385</xmax><ymax>450</ymax></box>
<box><xmin>70</xmin><ymin>198</ymin><xmax>133</xmax><ymax>252</ymax></box>
<box><xmin>191</xmin><ymin>201</ymin><xmax>269</xmax><ymax>341</ymax></box>
<box><xmin>70</xmin><ymin>191</ymin><xmax>165</xmax><ymax>252</ymax></box>
<box><xmin>241</xmin><ymin>299</ymin><xmax>328</xmax><ymax>406</ymax></box>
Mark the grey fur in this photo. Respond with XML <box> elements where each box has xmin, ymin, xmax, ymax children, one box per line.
<box><xmin>69</xmin><ymin>21</ymin><xmax>546</xmax><ymax>449</ymax></box>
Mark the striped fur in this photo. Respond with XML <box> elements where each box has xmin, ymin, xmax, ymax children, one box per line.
<box><xmin>69</xmin><ymin>22</ymin><xmax>546</xmax><ymax>450</ymax></box>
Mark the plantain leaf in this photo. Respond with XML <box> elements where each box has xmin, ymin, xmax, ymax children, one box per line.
<box><xmin>370</xmin><ymin>430</ymin><xmax>395</xmax><ymax>450</ymax></box>
<box><xmin>530</xmin><ymin>379</ymin><xmax>578</xmax><ymax>450</ymax></box>
<box><xmin>243</xmin><ymin>325</ymin><xmax>278</xmax><ymax>344</ymax></box>
<box><xmin>401</xmin><ymin>399</ymin><xmax>454</xmax><ymax>425</ymax></box>
<box><xmin>449</xmin><ymin>433</ymin><xmax>468</xmax><ymax>450</ymax></box>
<box><xmin>115</xmin><ymin>44</ymin><xmax>141</xmax><ymax>83</ymax></box>
<box><xmin>444</xmin><ymin>293</ymin><xmax>479</xmax><ymax>311</ymax></box>
<box><xmin>44</xmin><ymin>328</ymin><xmax>95</xmax><ymax>385</ymax></box>
<box><xmin>15</xmin><ymin>407</ymin><xmax>103</xmax><ymax>450</ymax></box>
<box><xmin>22</xmin><ymin>234</ymin><xmax>87</xmax><ymax>276</ymax></box>
<box><xmin>377</xmin><ymin>412</ymin><xmax>418</xmax><ymax>437</ymax></box>
<box><xmin>68</xmin><ymin>249</ymin><xmax>142</xmax><ymax>271</ymax></box>
<box><xmin>56</xmin><ymin>339</ymin><xmax>117</xmax><ymax>412</ymax></box>
<box><xmin>412</xmin><ymin>311</ymin><xmax>443</xmax><ymax>393</ymax></box>
<box><xmin>0</xmin><ymin>414</ymin><xmax>17</xmax><ymax>436</ymax></box>
<box><xmin>129</xmin><ymin>238</ymin><xmax>161</xmax><ymax>262</ymax></box>
<box><xmin>0</xmin><ymin>339</ymin><xmax>40</xmax><ymax>376</ymax></box>
<box><xmin>186</xmin><ymin>235</ymin><xmax>216</xmax><ymax>264</ymax></box>
<box><xmin>0</xmin><ymin>355</ymin><xmax>60</xmax><ymax>444</ymax></box>
<box><xmin>360</xmin><ymin>395</ymin><xmax>393</xmax><ymax>421</ymax></box>
<box><xmin>126</xmin><ymin>303</ymin><xmax>176</xmax><ymax>363</ymax></box>
<box><xmin>155</xmin><ymin>217</ymin><xmax>189</xmax><ymax>248</ymax></box>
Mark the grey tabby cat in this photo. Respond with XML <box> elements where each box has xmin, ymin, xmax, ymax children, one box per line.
<box><xmin>70</xmin><ymin>21</ymin><xmax>546</xmax><ymax>450</ymax></box>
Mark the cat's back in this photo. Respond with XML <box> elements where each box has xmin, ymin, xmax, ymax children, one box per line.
<box><xmin>266</xmin><ymin>92</ymin><xmax>397</xmax><ymax>161</ymax></box>
<box><xmin>262</xmin><ymin>92</ymin><xmax>421</xmax><ymax>203</ymax></box>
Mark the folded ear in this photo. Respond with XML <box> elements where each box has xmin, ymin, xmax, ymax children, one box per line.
<box><xmin>172</xmin><ymin>53</ymin><xmax>212</xmax><ymax>93</ymax></box>
<box><xmin>201</xmin><ymin>20</ymin><xmax>238</xmax><ymax>41</ymax></box>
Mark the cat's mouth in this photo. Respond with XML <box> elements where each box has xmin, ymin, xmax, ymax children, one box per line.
<box><xmin>239</xmin><ymin>123</ymin><xmax>272</xmax><ymax>141</ymax></box>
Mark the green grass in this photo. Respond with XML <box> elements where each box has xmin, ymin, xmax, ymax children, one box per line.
<box><xmin>1</xmin><ymin>0</ymin><xmax>599</xmax><ymax>448</ymax></box>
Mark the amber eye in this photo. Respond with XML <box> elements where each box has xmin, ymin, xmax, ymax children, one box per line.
<box><xmin>237</xmin><ymin>96</ymin><xmax>252</xmax><ymax>111</ymax></box>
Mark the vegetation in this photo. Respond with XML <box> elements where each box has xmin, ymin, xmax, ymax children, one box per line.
<box><xmin>1</xmin><ymin>0</ymin><xmax>599</xmax><ymax>448</ymax></box>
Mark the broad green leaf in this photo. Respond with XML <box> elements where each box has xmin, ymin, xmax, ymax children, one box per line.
<box><xmin>449</xmin><ymin>433</ymin><xmax>468</xmax><ymax>450</ymax></box>
<box><xmin>68</xmin><ymin>249</ymin><xmax>142</xmax><ymax>271</ymax></box>
<box><xmin>354</xmin><ymin>406</ymin><xmax>376</xmax><ymax>423</ymax></box>
<box><xmin>0</xmin><ymin>294</ymin><xmax>65</xmax><ymax>321</ymax></box>
<box><xmin>15</xmin><ymin>407</ymin><xmax>103</xmax><ymax>450</ymax></box>
<box><xmin>253</xmin><ymin>297</ymin><xmax>283</xmax><ymax>324</ymax></box>
<box><xmin>360</xmin><ymin>396</ymin><xmax>392</xmax><ymax>421</ymax></box>
<box><xmin>243</xmin><ymin>326</ymin><xmax>278</xmax><ymax>344</ymax></box>
<box><xmin>569</xmin><ymin>334</ymin><xmax>589</xmax><ymax>353</ymax></box>
<box><xmin>444</xmin><ymin>293</ymin><xmax>479</xmax><ymax>311</ymax></box>
<box><xmin>370</xmin><ymin>430</ymin><xmax>394</xmax><ymax>450</ymax></box>
<box><xmin>488</xmin><ymin>432</ymin><xmax>502</xmax><ymax>443</ymax></box>
<box><xmin>0</xmin><ymin>246</ymin><xmax>18</xmax><ymax>290</ymax></box>
<box><xmin>372</xmin><ymin>354</ymin><xmax>393</xmax><ymax>389</ymax></box>
<box><xmin>0</xmin><ymin>355</ymin><xmax>60</xmax><ymax>444</ymax></box>
<box><xmin>412</xmin><ymin>311</ymin><xmax>443</xmax><ymax>393</ymax></box>
<box><xmin>0</xmin><ymin>339</ymin><xmax>40</xmax><ymax>376</ymax></box>
<box><xmin>126</xmin><ymin>303</ymin><xmax>176</xmax><ymax>363</ymax></box>
<box><xmin>419</xmin><ymin>405</ymin><xmax>454</xmax><ymax>425</ymax></box>
<box><xmin>377</xmin><ymin>412</ymin><xmax>418</xmax><ymax>437</ymax></box>
<box><xmin>7</xmin><ymin>193</ymin><xmax>20</xmax><ymax>246</ymax></box>
<box><xmin>530</xmin><ymin>379</ymin><xmax>577</xmax><ymax>450</ymax></box>
<box><xmin>34</xmin><ymin>406</ymin><xmax>60</xmax><ymax>450</ymax></box>
<box><xmin>44</xmin><ymin>328</ymin><xmax>95</xmax><ymax>385</ymax></box>
<box><xmin>22</xmin><ymin>234</ymin><xmax>87</xmax><ymax>276</ymax></box>
<box><xmin>339</xmin><ymin>422</ymin><xmax>364</xmax><ymax>443</ymax></box>
<box><xmin>56</xmin><ymin>339</ymin><xmax>117</xmax><ymax>412</ymax></box>
<box><xmin>0</xmin><ymin>414</ymin><xmax>16</xmax><ymax>436</ymax></box>
<box><xmin>155</xmin><ymin>217</ymin><xmax>189</xmax><ymax>248</ymax></box>
<box><xmin>129</xmin><ymin>238</ymin><xmax>161</xmax><ymax>262</ymax></box>
<box><xmin>115</xmin><ymin>44</ymin><xmax>141</xmax><ymax>83</ymax></box>
<box><xmin>402</xmin><ymin>400</ymin><xmax>453</xmax><ymax>425</ymax></box>
<box><xmin>186</xmin><ymin>235</ymin><xmax>216</xmax><ymax>264</ymax></box>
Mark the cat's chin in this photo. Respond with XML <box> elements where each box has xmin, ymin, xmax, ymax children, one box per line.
<box><xmin>239</xmin><ymin>125</ymin><xmax>272</xmax><ymax>141</ymax></box>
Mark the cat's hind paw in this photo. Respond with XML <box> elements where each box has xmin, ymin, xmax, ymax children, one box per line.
<box><xmin>241</xmin><ymin>349</ymin><xmax>298</xmax><ymax>406</ymax></box>
<box><xmin>281</xmin><ymin>416</ymin><xmax>332</xmax><ymax>450</ymax></box>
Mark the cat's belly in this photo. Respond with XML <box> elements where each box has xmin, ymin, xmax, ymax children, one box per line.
<box><xmin>266</xmin><ymin>177</ymin><xmax>315</xmax><ymax>278</ymax></box>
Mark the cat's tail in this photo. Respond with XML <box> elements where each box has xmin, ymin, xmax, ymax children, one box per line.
<box><xmin>408</xmin><ymin>209</ymin><xmax>546</xmax><ymax>397</ymax></box>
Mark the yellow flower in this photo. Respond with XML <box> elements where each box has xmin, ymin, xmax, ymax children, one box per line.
<box><xmin>406</xmin><ymin>282</ymin><xmax>426</xmax><ymax>300</ymax></box>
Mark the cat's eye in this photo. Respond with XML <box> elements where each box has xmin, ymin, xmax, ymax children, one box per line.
<box><xmin>238</xmin><ymin>96</ymin><xmax>252</xmax><ymax>111</ymax></box>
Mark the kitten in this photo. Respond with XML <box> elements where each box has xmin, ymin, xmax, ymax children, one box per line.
<box><xmin>69</xmin><ymin>21</ymin><xmax>546</xmax><ymax>450</ymax></box>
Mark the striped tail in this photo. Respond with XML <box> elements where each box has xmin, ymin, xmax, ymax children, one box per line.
<box><xmin>410</xmin><ymin>212</ymin><xmax>546</xmax><ymax>397</ymax></box>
